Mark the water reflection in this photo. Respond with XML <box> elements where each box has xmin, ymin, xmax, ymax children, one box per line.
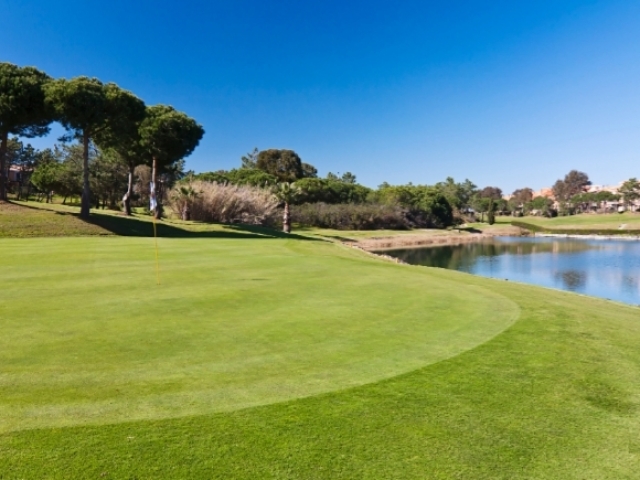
<box><xmin>379</xmin><ymin>237</ymin><xmax>640</xmax><ymax>306</ymax></box>
<box><xmin>554</xmin><ymin>270</ymin><xmax>586</xmax><ymax>291</ymax></box>
<box><xmin>388</xmin><ymin>239</ymin><xmax>593</xmax><ymax>272</ymax></box>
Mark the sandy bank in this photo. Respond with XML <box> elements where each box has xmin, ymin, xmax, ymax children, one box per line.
<box><xmin>346</xmin><ymin>225</ymin><xmax>524</xmax><ymax>252</ymax></box>
<box><xmin>535</xmin><ymin>233</ymin><xmax>640</xmax><ymax>241</ymax></box>
<box><xmin>349</xmin><ymin>234</ymin><xmax>486</xmax><ymax>251</ymax></box>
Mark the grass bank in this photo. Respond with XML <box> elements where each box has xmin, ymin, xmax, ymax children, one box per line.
<box><xmin>1</xmin><ymin>204</ymin><xmax>640</xmax><ymax>478</ymax></box>
<box><xmin>509</xmin><ymin>212</ymin><xmax>640</xmax><ymax>236</ymax></box>
<box><xmin>0</xmin><ymin>200</ymin><xmax>298</xmax><ymax>240</ymax></box>
<box><xmin>513</xmin><ymin>211</ymin><xmax>640</xmax><ymax>229</ymax></box>
<box><xmin>1</xmin><ymin>201</ymin><xmax>518</xmax><ymax>249</ymax></box>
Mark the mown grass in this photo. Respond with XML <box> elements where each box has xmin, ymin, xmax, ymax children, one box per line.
<box><xmin>1</xmin><ymin>203</ymin><xmax>640</xmax><ymax>478</ymax></box>
<box><xmin>0</xmin><ymin>237</ymin><xmax>517</xmax><ymax>433</ymax></box>
<box><xmin>513</xmin><ymin>212</ymin><xmax>640</xmax><ymax>230</ymax></box>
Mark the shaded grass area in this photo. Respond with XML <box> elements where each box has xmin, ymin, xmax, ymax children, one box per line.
<box><xmin>3</xmin><ymin>201</ymin><xmax>494</xmax><ymax>242</ymax></box>
<box><xmin>0</xmin><ymin>200</ymin><xmax>310</xmax><ymax>240</ymax></box>
<box><xmin>0</xmin><ymin>201</ymin><xmax>114</xmax><ymax>237</ymax></box>
<box><xmin>1</xmin><ymin>235</ymin><xmax>640</xmax><ymax>478</ymax></box>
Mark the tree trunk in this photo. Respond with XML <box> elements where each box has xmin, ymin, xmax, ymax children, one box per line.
<box><xmin>151</xmin><ymin>156</ymin><xmax>162</xmax><ymax>219</ymax></box>
<box><xmin>283</xmin><ymin>201</ymin><xmax>291</xmax><ymax>233</ymax></box>
<box><xmin>122</xmin><ymin>163</ymin><xmax>134</xmax><ymax>215</ymax></box>
<box><xmin>80</xmin><ymin>131</ymin><xmax>91</xmax><ymax>219</ymax></box>
<box><xmin>182</xmin><ymin>203</ymin><xmax>190</xmax><ymax>221</ymax></box>
<box><xmin>0</xmin><ymin>132</ymin><xmax>8</xmax><ymax>201</ymax></box>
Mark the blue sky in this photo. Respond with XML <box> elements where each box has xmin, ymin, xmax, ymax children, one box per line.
<box><xmin>2</xmin><ymin>0</ymin><xmax>639</xmax><ymax>192</ymax></box>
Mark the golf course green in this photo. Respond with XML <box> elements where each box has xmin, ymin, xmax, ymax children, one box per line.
<box><xmin>0</xmin><ymin>236</ymin><xmax>518</xmax><ymax>433</ymax></box>
<box><xmin>1</xmin><ymin>204</ymin><xmax>640</xmax><ymax>478</ymax></box>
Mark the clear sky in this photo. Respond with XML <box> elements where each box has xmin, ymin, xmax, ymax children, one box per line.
<box><xmin>2</xmin><ymin>0</ymin><xmax>639</xmax><ymax>192</ymax></box>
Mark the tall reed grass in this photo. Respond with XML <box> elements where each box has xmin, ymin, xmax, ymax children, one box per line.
<box><xmin>169</xmin><ymin>180</ymin><xmax>279</xmax><ymax>225</ymax></box>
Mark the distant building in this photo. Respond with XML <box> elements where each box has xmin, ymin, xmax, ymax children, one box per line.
<box><xmin>8</xmin><ymin>166</ymin><xmax>25</xmax><ymax>183</ymax></box>
<box><xmin>532</xmin><ymin>187</ymin><xmax>554</xmax><ymax>200</ymax></box>
<box><xmin>586</xmin><ymin>184</ymin><xmax>620</xmax><ymax>195</ymax></box>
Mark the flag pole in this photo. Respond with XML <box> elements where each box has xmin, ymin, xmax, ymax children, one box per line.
<box><xmin>152</xmin><ymin>215</ymin><xmax>161</xmax><ymax>285</ymax></box>
<box><xmin>150</xmin><ymin>180</ymin><xmax>161</xmax><ymax>285</ymax></box>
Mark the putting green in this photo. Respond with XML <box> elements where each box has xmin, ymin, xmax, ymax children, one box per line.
<box><xmin>0</xmin><ymin>237</ymin><xmax>518</xmax><ymax>432</ymax></box>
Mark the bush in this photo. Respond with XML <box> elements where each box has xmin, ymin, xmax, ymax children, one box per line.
<box><xmin>292</xmin><ymin>203</ymin><xmax>409</xmax><ymax>230</ymax></box>
<box><xmin>294</xmin><ymin>178</ymin><xmax>372</xmax><ymax>204</ymax></box>
<box><xmin>192</xmin><ymin>168</ymin><xmax>278</xmax><ymax>187</ymax></box>
<box><xmin>169</xmin><ymin>180</ymin><xmax>279</xmax><ymax>225</ymax></box>
<box><xmin>372</xmin><ymin>185</ymin><xmax>454</xmax><ymax>228</ymax></box>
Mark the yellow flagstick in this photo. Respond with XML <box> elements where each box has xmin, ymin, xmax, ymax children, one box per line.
<box><xmin>152</xmin><ymin>215</ymin><xmax>161</xmax><ymax>285</ymax></box>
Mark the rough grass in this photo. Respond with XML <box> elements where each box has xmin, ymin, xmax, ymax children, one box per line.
<box><xmin>0</xmin><ymin>201</ymin><xmax>115</xmax><ymax>237</ymax></box>
<box><xmin>0</xmin><ymin>201</ymin><xmax>292</xmax><ymax>239</ymax></box>
<box><xmin>0</xmin><ymin>201</ymin><xmax>513</xmax><ymax>243</ymax></box>
<box><xmin>1</xmin><ymin>204</ymin><xmax>640</xmax><ymax>478</ymax></box>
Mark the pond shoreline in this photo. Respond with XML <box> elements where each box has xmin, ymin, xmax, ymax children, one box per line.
<box><xmin>535</xmin><ymin>233</ymin><xmax>640</xmax><ymax>241</ymax></box>
<box><xmin>372</xmin><ymin>233</ymin><xmax>640</xmax><ymax>306</ymax></box>
<box><xmin>349</xmin><ymin>227</ymin><xmax>525</xmax><ymax>252</ymax></box>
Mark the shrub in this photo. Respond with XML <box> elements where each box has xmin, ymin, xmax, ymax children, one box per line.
<box><xmin>192</xmin><ymin>168</ymin><xmax>278</xmax><ymax>187</ymax></box>
<box><xmin>169</xmin><ymin>180</ymin><xmax>279</xmax><ymax>225</ymax></box>
<box><xmin>372</xmin><ymin>185</ymin><xmax>454</xmax><ymax>228</ymax></box>
<box><xmin>293</xmin><ymin>178</ymin><xmax>372</xmax><ymax>204</ymax></box>
<box><xmin>291</xmin><ymin>203</ymin><xmax>409</xmax><ymax>230</ymax></box>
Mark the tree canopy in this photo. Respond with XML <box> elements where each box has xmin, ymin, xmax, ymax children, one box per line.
<box><xmin>256</xmin><ymin>149</ymin><xmax>305</xmax><ymax>182</ymax></box>
<box><xmin>478</xmin><ymin>186</ymin><xmax>503</xmax><ymax>200</ymax></box>
<box><xmin>0</xmin><ymin>63</ymin><xmax>53</xmax><ymax>199</ymax></box>
<box><xmin>193</xmin><ymin>168</ymin><xmax>278</xmax><ymax>187</ymax></box>
<box><xmin>619</xmin><ymin>178</ymin><xmax>640</xmax><ymax>206</ymax></box>
<box><xmin>139</xmin><ymin>105</ymin><xmax>204</xmax><ymax>169</ymax></box>
<box><xmin>93</xmin><ymin>91</ymin><xmax>147</xmax><ymax>215</ymax></box>
<box><xmin>510</xmin><ymin>188</ymin><xmax>534</xmax><ymax>205</ymax></box>
<box><xmin>46</xmin><ymin>77</ymin><xmax>145</xmax><ymax>218</ymax></box>
<box><xmin>552</xmin><ymin>170</ymin><xmax>591</xmax><ymax>202</ymax></box>
<box><xmin>435</xmin><ymin>177</ymin><xmax>477</xmax><ymax>212</ymax></box>
<box><xmin>375</xmin><ymin>184</ymin><xmax>453</xmax><ymax>228</ymax></box>
<box><xmin>139</xmin><ymin>105</ymin><xmax>205</xmax><ymax>218</ymax></box>
<box><xmin>240</xmin><ymin>147</ymin><xmax>259</xmax><ymax>169</ymax></box>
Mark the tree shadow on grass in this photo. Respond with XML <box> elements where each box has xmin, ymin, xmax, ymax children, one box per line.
<box><xmin>9</xmin><ymin>201</ymin><xmax>319</xmax><ymax>241</ymax></box>
<box><xmin>457</xmin><ymin>226</ymin><xmax>483</xmax><ymax>234</ymax></box>
<box><xmin>85</xmin><ymin>212</ymin><xmax>318</xmax><ymax>240</ymax></box>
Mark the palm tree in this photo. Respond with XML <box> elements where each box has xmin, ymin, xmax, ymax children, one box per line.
<box><xmin>273</xmin><ymin>182</ymin><xmax>300</xmax><ymax>233</ymax></box>
<box><xmin>171</xmin><ymin>183</ymin><xmax>200</xmax><ymax>221</ymax></box>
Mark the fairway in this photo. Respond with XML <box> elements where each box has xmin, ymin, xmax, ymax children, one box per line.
<box><xmin>2</xmin><ymin>231</ymin><xmax>640</xmax><ymax>478</ymax></box>
<box><xmin>0</xmin><ymin>237</ymin><xmax>517</xmax><ymax>433</ymax></box>
<box><xmin>4</xmin><ymin>2</ymin><xmax>640</xmax><ymax>476</ymax></box>
<box><xmin>511</xmin><ymin>212</ymin><xmax>640</xmax><ymax>230</ymax></box>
